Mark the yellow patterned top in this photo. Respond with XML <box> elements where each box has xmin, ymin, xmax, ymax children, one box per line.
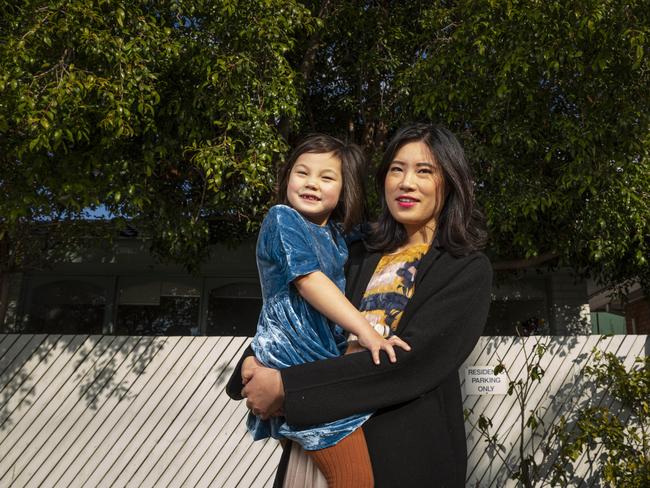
<box><xmin>359</xmin><ymin>243</ymin><xmax>429</xmax><ymax>336</ymax></box>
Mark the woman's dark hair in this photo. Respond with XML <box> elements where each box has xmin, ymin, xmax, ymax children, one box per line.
<box><xmin>276</xmin><ymin>134</ymin><xmax>366</xmax><ymax>232</ymax></box>
<box><xmin>368</xmin><ymin>123</ymin><xmax>487</xmax><ymax>255</ymax></box>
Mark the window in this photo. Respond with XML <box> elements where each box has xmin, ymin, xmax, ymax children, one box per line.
<box><xmin>116</xmin><ymin>278</ymin><xmax>200</xmax><ymax>335</ymax></box>
<box><xmin>22</xmin><ymin>280</ymin><xmax>106</xmax><ymax>334</ymax></box>
<box><xmin>485</xmin><ymin>278</ymin><xmax>548</xmax><ymax>335</ymax></box>
<box><xmin>206</xmin><ymin>283</ymin><xmax>262</xmax><ymax>336</ymax></box>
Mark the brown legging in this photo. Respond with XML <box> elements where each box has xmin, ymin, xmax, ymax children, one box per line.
<box><xmin>306</xmin><ymin>428</ymin><xmax>374</xmax><ymax>487</ymax></box>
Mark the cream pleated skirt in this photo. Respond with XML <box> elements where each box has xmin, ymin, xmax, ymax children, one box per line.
<box><xmin>282</xmin><ymin>441</ymin><xmax>327</xmax><ymax>488</ymax></box>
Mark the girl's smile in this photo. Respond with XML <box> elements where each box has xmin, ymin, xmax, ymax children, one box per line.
<box><xmin>287</xmin><ymin>151</ymin><xmax>343</xmax><ymax>226</ymax></box>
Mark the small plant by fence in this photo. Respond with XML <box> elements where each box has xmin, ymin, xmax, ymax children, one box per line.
<box><xmin>465</xmin><ymin>335</ymin><xmax>649</xmax><ymax>487</ymax></box>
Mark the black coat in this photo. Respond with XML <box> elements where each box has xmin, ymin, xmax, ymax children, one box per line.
<box><xmin>227</xmin><ymin>240</ymin><xmax>492</xmax><ymax>487</ymax></box>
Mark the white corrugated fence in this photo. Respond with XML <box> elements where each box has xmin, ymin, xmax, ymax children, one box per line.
<box><xmin>0</xmin><ymin>334</ymin><xmax>647</xmax><ymax>487</ymax></box>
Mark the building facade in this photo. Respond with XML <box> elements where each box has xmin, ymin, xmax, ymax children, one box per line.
<box><xmin>3</xmin><ymin>238</ymin><xmax>595</xmax><ymax>336</ymax></box>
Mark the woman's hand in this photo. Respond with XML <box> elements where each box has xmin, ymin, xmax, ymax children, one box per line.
<box><xmin>241</xmin><ymin>355</ymin><xmax>263</xmax><ymax>385</ymax></box>
<box><xmin>241</xmin><ymin>365</ymin><xmax>285</xmax><ymax>420</ymax></box>
<box><xmin>356</xmin><ymin>328</ymin><xmax>411</xmax><ymax>365</ymax></box>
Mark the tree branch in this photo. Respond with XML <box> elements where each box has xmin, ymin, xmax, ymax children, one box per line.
<box><xmin>492</xmin><ymin>252</ymin><xmax>559</xmax><ymax>271</ymax></box>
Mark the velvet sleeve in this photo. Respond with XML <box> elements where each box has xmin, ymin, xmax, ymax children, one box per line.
<box><xmin>260</xmin><ymin>205</ymin><xmax>321</xmax><ymax>285</ymax></box>
<box><xmin>280</xmin><ymin>252</ymin><xmax>492</xmax><ymax>427</ymax></box>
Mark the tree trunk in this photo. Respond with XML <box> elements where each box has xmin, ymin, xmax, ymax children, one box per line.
<box><xmin>492</xmin><ymin>252</ymin><xmax>559</xmax><ymax>271</ymax></box>
<box><xmin>361</xmin><ymin>74</ymin><xmax>383</xmax><ymax>152</ymax></box>
<box><xmin>299</xmin><ymin>0</ymin><xmax>332</xmax><ymax>81</ymax></box>
<box><xmin>0</xmin><ymin>235</ymin><xmax>10</xmax><ymax>330</ymax></box>
<box><xmin>0</xmin><ymin>270</ymin><xmax>9</xmax><ymax>331</ymax></box>
<box><xmin>278</xmin><ymin>1</ymin><xmax>333</xmax><ymax>139</ymax></box>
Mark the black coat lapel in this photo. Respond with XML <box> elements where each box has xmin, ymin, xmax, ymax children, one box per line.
<box><xmin>348</xmin><ymin>249</ymin><xmax>381</xmax><ymax>308</ymax></box>
<box><xmin>414</xmin><ymin>241</ymin><xmax>442</xmax><ymax>288</ymax></box>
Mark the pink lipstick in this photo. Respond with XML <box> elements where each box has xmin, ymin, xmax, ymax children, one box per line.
<box><xmin>396</xmin><ymin>196</ymin><xmax>418</xmax><ymax>208</ymax></box>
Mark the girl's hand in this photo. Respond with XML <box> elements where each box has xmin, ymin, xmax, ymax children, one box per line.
<box><xmin>387</xmin><ymin>334</ymin><xmax>412</xmax><ymax>355</ymax></box>
<box><xmin>356</xmin><ymin>328</ymin><xmax>411</xmax><ymax>365</ymax></box>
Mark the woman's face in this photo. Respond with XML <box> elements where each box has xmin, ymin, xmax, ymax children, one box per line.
<box><xmin>384</xmin><ymin>141</ymin><xmax>446</xmax><ymax>244</ymax></box>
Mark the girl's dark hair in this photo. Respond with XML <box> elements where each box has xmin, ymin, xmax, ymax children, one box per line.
<box><xmin>368</xmin><ymin>123</ymin><xmax>487</xmax><ymax>255</ymax></box>
<box><xmin>276</xmin><ymin>134</ymin><xmax>366</xmax><ymax>232</ymax></box>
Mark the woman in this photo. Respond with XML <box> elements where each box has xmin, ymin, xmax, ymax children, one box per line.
<box><xmin>227</xmin><ymin>123</ymin><xmax>492</xmax><ymax>487</ymax></box>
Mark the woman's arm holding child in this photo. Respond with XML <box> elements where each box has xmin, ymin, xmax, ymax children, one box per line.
<box><xmin>294</xmin><ymin>271</ymin><xmax>410</xmax><ymax>364</ymax></box>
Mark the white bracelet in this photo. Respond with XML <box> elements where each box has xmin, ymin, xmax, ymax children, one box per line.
<box><xmin>372</xmin><ymin>323</ymin><xmax>390</xmax><ymax>338</ymax></box>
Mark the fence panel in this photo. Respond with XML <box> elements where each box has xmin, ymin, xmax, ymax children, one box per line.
<box><xmin>0</xmin><ymin>334</ymin><xmax>646</xmax><ymax>487</ymax></box>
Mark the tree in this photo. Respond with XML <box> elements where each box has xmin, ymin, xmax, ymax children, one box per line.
<box><xmin>287</xmin><ymin>0</ymin><xmax>650</xmax><ymax>290</ymax></box>
<box><xmin>2</xmin><ymin>1</ymin><xmax>649</xmax><ymax>327</ymax></box>
<box><xmin>289</xmin><ymin>1</ymin><xmax>430</xmax><ymax>152</ymax></box>
<box><xmin>0</xmin><ymin>0</ymin><xmax>311</xmax><ymax>325</ymax></box>
<box><xmin>401</xmin><ymin>0</ymin><xmax>650</xmax><ymax>289</ymax></box>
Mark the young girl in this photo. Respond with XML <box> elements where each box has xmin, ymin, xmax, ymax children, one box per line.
<box><xmin>248</xmin><ymin>134</ymin><xmax>410</xmax><ymax>487</ymax></box>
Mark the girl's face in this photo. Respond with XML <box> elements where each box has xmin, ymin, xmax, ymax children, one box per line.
<box><xmin>384</xmin><ymin>141</ymin><xmax>446</xmax><ymax>244</ymax></box>
<box><xmin>287</xmin><ymin>151</ymin><xmax>343</xmax><ymax>226</ymax></box>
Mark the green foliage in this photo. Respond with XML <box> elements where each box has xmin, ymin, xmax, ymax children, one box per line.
<box><xmin>298</xmin><ymin>0</ymin><xmax>650</xmax><ymax>289</ymax></box>
<box><xmin>295</xmin><ymin>1</ymin><xmax>430</xmax><ymax>153</ymax></box>
<box><xmin>551</xmin><ymin>350</ymin><xmax>650</xmax><ymax>487</ymax></box>
<box><xmin>404</xmin><ymin>0</ymin><xmax>650</xmax><ymax>289</ymax></box>
<box><xmin>0</xmin><ymin>0</ymin><xmax>310</xmax><ymax>273</ymax></box>
<box><xmin>499</xmin><ymin>338</ymin><xmax>548</xmax><ymax>487</ymax></box>
<box><xmin>1</xmin><ymin>0</ymin><xmax>648</xmax><ymax>292</ymax></box>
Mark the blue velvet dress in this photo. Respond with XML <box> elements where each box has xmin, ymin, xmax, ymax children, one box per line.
<box><xmin>248</xmin><ymin>205</ymin><xmax>372</xmax><ymax>450</ymax></box>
